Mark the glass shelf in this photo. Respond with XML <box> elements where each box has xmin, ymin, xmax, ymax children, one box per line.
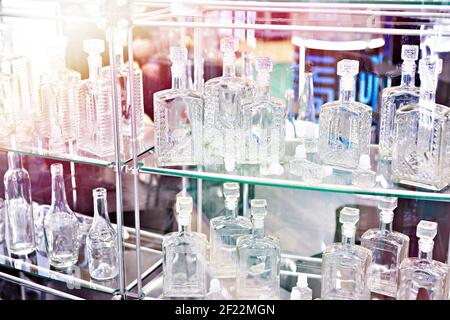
<box><xmin>139</xmin><ymin>146</ymin><xmax>450</xmax><ymax>202</ymax></box>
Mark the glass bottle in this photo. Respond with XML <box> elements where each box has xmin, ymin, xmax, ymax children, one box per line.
<box><xmin>0</xmin><ymin>73</ymin><xmax>18</xmax><ymax>144</ymax></box>
<box><xmin>39</xmin><ymin>37</ymin><xmax>80</xmax><ymax>154</ymax></box>
<box><xmin>3</xmin><ymin>152</ymin><xmax>35</xmax><ymax>255</ymax></box>
<box><xmin>205</xmin><ymin>278</ymin><xmax>230</xmax><ymax>300</ymax></box>
<box><xmin>361</xmin><ymin>197</ymin><xmax>410</xmax><ymax>298</ymax></box>
<box><xmin>398</xmin><ymin>220</ymin><xmax>449</xmax><ymax>300</ymax></box>
<box><xmin>87</xmin><ymin>188</ymin><xmax>119</xmax><ymax>280</ymax></box>
<box><xmin>379</xmin><ymin>45</ymin><xmax>420</xmax><ymax>160</ymax></box>
<box><xmin>236</xmin><ymin>199</ymin><xmax>281</xmax><ymax>299</ymax></box>
<box><xmin>392</xmin><ymin>56</ymin><xmax>450</xmax><ymax>191</ymax></box>
<box><xmin>78</xmin><ymin>39</ymin><xmax>115</xmax><ymax>159</ymax></box>
<box><xmin>321</xmin><ymin>207</ymin><xmax>372</xmax><ymax>300</ymax></box>
<box><xmin>241</xmin><ymin>57</ymin><xmax>286</xmax><ymax>175</ymax></box>
<box><xmin>352</xmin><ymin>154</ymin><xmax>376</xmax><ymax>188</ymax></box>
<box><xmin>44</xmin><ymin>163</ymin><xmax>80</xmax><ymax>268</ymax></box>
<box><xmin>298</xmin><ymin>72</ymin><xmax>316</xmax><ymax>122</ymax></box>
<box><xmin>290</xmin><ymin>273</ymin><xmax>313</xmax><ymax>300</ymax></box>
<box><xmin>162</xmin><ymin>196</ymin><xmax>207</xmax><ymax>298</ymax></box>
<box><xmin>210</xmin><ymin>182</ymin><xmax>252</xmax><ymax>278</ymax></box>
<box><xmin>289</xmin><ymin>145</ymin><xmax>327</xmax><ymax>183</ymax></box>
<box><xmin>242</xmin><ymin>52</ymin><xmax>253</xmax><ymax>81</ymax></box>
<box><xmin>154</xmin><ymin>46</ymin><xmax>203</xmax><ymax>167</ymax></box>
<box><xmin>318</xmin><ymin>59</ymin><xmax>372</xmax><ymax>170</ymax></box>
<box><xmin>203</xmin><ymin>37</ymin><xmax>255</xmax><ymax>171</ymax></box>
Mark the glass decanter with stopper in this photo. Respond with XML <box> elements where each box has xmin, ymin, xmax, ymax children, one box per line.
<box><xmin>210</xmin><ymin>182</ymin><xmax>252</xmax><ymax>278</ymax></box>
<box><xmin>154</xmin><ymin>46</ymin><xmax>203</xmax><ymax>167</ymax></box>
<box><xmin>318</xmin><ymin>59</ymin><xmax>372</xmax><ymax>170</ymax></box>
<box><xmin>290</xmin><ymin>273</ymin><xmax>313</xmax><ymax>300</ymax></box>
<box><xmin>361</xmin><ymin>197</ymin><xmax>409</xmax><ymax>298</ymax></box>
<box><xmin>397</xmin><ymin>220</ymin><xmax>449</xmax><ymax>300</ymax></box>
<box><xmin>203</xmin><ymin>37</ymin><xmax>255</xmax><ymax>171</ymax></box>
<box><xmin>162</xmin><ymin>196</ymin><xmax>207</xmax><ymax>298</ymax></box>
<box><xmin>392</xmin><ymin>56</ymin><xmax>450</xmax><ymax>191</ymax></box>
<box><xmin>44</xmin><ymin>163</ymin><xmax>80</xmax><ymax>267</ymax></box>
<box><xmin>321</xmin><ymin>207</ymin><xmax>372</xmax><ymax>300</ymax></box>
<box><xmin>87</xmin><ymin>188</ymin><xmax>119</xmax><ymax>280</ymax></box>
<box><xmin>379</xmin><ymin>45</ymin><xmax>420</xmax><ymax>159</ymax></box>
<box><xmin>236</xmin><ymin>199</ymin><xmax>281</xmax><ymax>300</ymax></box>
<box><xmin>241</xmin><ymin>57</ymin><xmax>286</xmax><ymax>175</ymax></box>
<box><xmin>3</xmin><ymin>152</ymin><xmax>35</xmax><ymax>255</ymax></box>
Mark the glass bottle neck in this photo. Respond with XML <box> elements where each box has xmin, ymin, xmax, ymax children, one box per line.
<box><xmin>341</xmin><ymin>225</ymin><xmax>355</xmax><ymax>245</ymax></box>
<box><xmin>88</xmin><ymin>55</ymin><xmax>102</xmax><ymax>80</ymax></box>
<box><xmin>418</xmin><ymin>239</ymin><xmax>434</xmax><ymax>261</ymax></box>
<box><xmin>51</xmin><ymin>174</ymin><xmax>69</xmax><ymax>211</ymax></box>
<box><xmin>7</xmin><ymin>153</ymin><xmax>23</xmax><ymax>170</ymax></box>
<box><xmin>379</xmin><ymin>210</ymin><xmax>393</xmax><ymax>232</ymax></box>
<box><xmin>224</xmin><ymin>199</ymin><xmax>238</xmax><ymax>218</ymax></box>
<box><xmin>252</xmin><ymin>217</ymin><xmax>265</xmax><ymax>239</ymax></box>
<box><xmin>93</xmin><ymin>194</ymin><xmax>109</xmax><ymax>223</ymax></box>
<box><xmin>400</xmin><ymin>63</ymin><xmax>416</xmax><ymax>87</ymax></box>
<box><xmin>223</xmin><ymin>54</ymin><xmax>236</xmax><ymax>77</ymax></box>
<box><xmin>339</xmin><ymin>77</ymin><xmax>355</xmax><ymax>102</ymax></box>
<box><xmin>256</xmin><ymin>72</ymin><xmax>270</xmax><ymax>98</ymax></box>
<box><xmin>171</xmin><ymin>65</ymin><xmax>186</xmax><ymax>90</ymax></box>
<box><xmin>178</xmin><ymin>224</ymin><xmax>190</xmax><ymax>233</ymax></box>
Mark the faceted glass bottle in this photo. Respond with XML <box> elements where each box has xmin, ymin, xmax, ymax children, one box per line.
<box><xmin>318</xmin><ymin>59</ymin><xmax>372</xmax><ymax>170</ymax></box>
<box><xmin>78</xmin><ymin>39</ymin><xmax>115</xmax><ymax>159</ymax></box>
<box><xmin>154</xmin><ymin>46</ymin><xmax>203</xmax><ymax>167</ymax></box>
<box><xmin>44</xmin><ymin>163</ymin><xmax>80</xmax><ymax>267</ymax></box>
<box><xmin>241</xmin><ymin>57</ymin><xmax>286</xmax><ymax>175</ymax></box>
<box><xmin>321</xmin><ymin>207</ymin><xmax>372</xmax><ymax>300</ymax></box>
<box><xmin>203</xmin><ymin>37</ymin><xmax>255</xmax><ymax>171</ymax></box>
<box><xmin>392</xmin><ymin>57</ymin><xmax>450</xmax><ymax>191</ymax></box>
<box><xmin>210</xmin><ymin>182</ymin><xmax>252</xmax><ymax>278</ymax></box>
<box><xmin>163</xmin><ymin>197</ymin><xmax>207</xmax><ymax>298</ymax></box>
<box><xmin>379</xmin><ymin>45</ymin><xmax>420</xmax><ymax>159</ymax></box>
<box><xmin>3</xmin><ymin>152</ymin><xmax>35</xmax><ymax>255</ymax></box>
<box><xmin>398</xmin><ymin>220</ymin><xmax>449</xmax><ymax>300</ymax></box>
<box><xmin>361</xmin><ymin>197</ymin><xmax>409</xmax><ymax>297</ymax></box>
<box><xmin>236</xmin><ymin>199</ymin><xmax>281</xmax><ymax>300</ymax></box>
<box><xmin>87</xmin><ymin>188</ymin><xmax>119</xmax><ymax>280</ymax></box>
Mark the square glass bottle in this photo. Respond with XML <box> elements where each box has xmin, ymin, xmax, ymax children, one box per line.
<box><xmin>321</xmin><ymin>207</ymin><xmax>372</xmax><ymax>300</ymax></box>
<box><xmin>154</xmin><ymin>46</ymin><xmax>203</xmax><ymax>167</ymax></box>
<box><xmin>236</xmin><ymin>199</ymin><xmax>281</xmax><ymax>299</ymax></box>
<box><xmin>162</xmin><ymin>196</ymin><xmax>207</xmax><ymax>298</ymax></box>
<box><xmin>210</xmin><ymin>182</ymin><xmax>252</xmax><ymax>278</ymax></box>
<box><xmin>392</xmin><ymin>56</ymin><xmax>450</xmax><ymax>191</ymax></box>
<box><xmin>318</xmin><ymin>59</ymin><xmax>372</xmax><ymax>170</ymax></box>
<box><xmin>361</xmin><ymin>197</ymin><xmax>410</xmax><ymax>298</ymax></box>
<box><xmin>398</xmin><ymin>220</ymin><xmax>449</xmax><ymax>300</ymax></box>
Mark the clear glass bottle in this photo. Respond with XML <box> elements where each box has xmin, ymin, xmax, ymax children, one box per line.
<box><xmin>78</xmin><ymin>39</ymin><xmax>115</xmax><ymax>159</ymax></box>
<box><xmin>205</xmin><ymin>278</ymin><xmax>230</xmax><ymax>300</ymax></box>
<box><xmin>392</xmin><ymin>56</ymin><xmax>450</xmax><ymax>191</ymax></box>
<box><xmin>154</xmin><ymin>46</ymin><xmax>203</xmax><ymax>167</ymax></box>
<box><xmin>39</xmin><ymin>37</ymin><xmax>80</xmax><ymax>154</ymax></box>
<box><xmin>241</xmin><ymin>57</ymin><xmax>286</xmax><ymax>175</ymax></box>
<box><xmin>289</xmin><ymin>145</ymin><xmax>324</xmax><ymax>183</ymax></box>
<box><xmin>321</xmin><ymin>207</ymin><xmax>372</xmax><ymax>300</ymax></box>
<box><xmin>203</xmin><ymin>37</ymin><xmax>255</xmax><ymax>171</ymax></box>
<box><xmin>210</xmin><ymin>182</ymin><xmax>252</xmax><ymax>278</ymax></box>
<box><xmin>44</xmin><ymin>163</ymin><xmax>80</xmax><ymax>268</ymax></box>
<box><xmin>398</xmin><ymin>220</ymin><xmax>449</xmax><ymax>300</ymax></box>
<box><xmin>87</xmin><ymin>188</ymin><xmax>118</xmax><ymax>280</ymax></box>
<box><xmin>3</xmin><ymin>152</ymin><xmax>35</xmax><ymax>255</ymax></box>
<box><xmin>352</xmin><ymin>154</ymin><xmax>376</xmax><ymax>188</ymax></box>
<box><xmin>298</xmin><ymin>72</ymin><xmax>316</xmax><ymax>122</ymax></box>
<box><xmin>162</xmin><ymin>196</ymin><xmax>207</xmax><ymax>298</ymax></box>
<box><xmin>318</xmin><ymin>59</ymin><xmax>372</xmax><ymax>170</ymax></box>
<box><xmin>236</xmin><ymin>199</ymin><xmax>281</xmax><ymax>299</ymax></box>
<box><xmin>379</xmin><ymin>45</ymin><xmax>420</xmax><ymax>160</ymax></box>
<box><xmin>361</xmin><ymin>197</ymin><xmax>410</xmax><ymax>298</ymax></box>
<box><xmin>290</xmin><ymin>273</ymin><xmax>313</xmax><ymax>300</ymax></box>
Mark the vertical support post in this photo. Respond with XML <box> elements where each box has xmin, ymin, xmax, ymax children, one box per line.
<box><xmin>242</xmin><ymin>183</ymin><xmax>249</xmax><ymax>217</ymax></box>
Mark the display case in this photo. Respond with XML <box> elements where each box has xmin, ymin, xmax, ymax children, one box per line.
<box><xmin>0</xmin><ymin>0</ymin><xmax>449</xmax><ymax>300</ymax></box>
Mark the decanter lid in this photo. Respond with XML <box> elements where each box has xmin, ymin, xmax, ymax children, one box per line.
<box><xmin>169</xmin><ymin>46</ymin><xmax>188</xmax><ymax>63</ymax></box>
<box><xmin>176</xmin><ymin>196</ymin><xmax>193</xmax><ymax>214</ymax></box>
<box><xmin>220</xmin><ymin>37</ymin><xmax>239</xmax><ymax>53</ymax></box>
<box><xmin>337</xmin><ymin>59</ymin><xmax>359</xmax><ymax>77</ymax></box>
<box><xmin>50</xmin><ymin>163</ymin><xmax>64</xmax><ymax>176</ymax></box>
<box><xmin>401</xmin><ymin>45</ymin><xmax>419</xmax><ymax>61</ymax></box>
<box><xmin>250</xmin><ymin>199</ymin><xmax>267</xmax><ymax>217</ymax></box>
<box><xmin>223</xmin><ymin>182</ymin><xmax>239</xmax><ymax>199</ymax></box>
<box><xmin>378</xmin><ymin>197</ymin><xmax>398</xmax><ymax>211</ymax></box>
<box><xmin>357</xmin><ymin>154</ymin><xmax>372</xmax><ymax>170</ymax></box>
<box><xmin>417</xmin><ymin>220</ymin><xmax>437</xmax><ymax>240</ymax></box>
<box><xmin>255</xmin><ymin>57</ymin><xmax>273</xmax><ymax>72</ymax></box>
<box><xmin>339</xmin><ymin>207</ymin><xmax>359</xmax><ymax>225</ymax></box>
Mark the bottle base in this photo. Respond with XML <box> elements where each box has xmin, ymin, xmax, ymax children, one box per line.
<box><xmin>49</xmin><ymin>258</ymin><xmax>78</xmax><ymax>269</ymax></box>
<box><xmin>10</xmin><ymin>245</ymin><xmax>35</xmax><ymax>256</ymax></box>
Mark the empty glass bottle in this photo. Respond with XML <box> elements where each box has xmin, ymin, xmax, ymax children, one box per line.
<box><xmin>163</xmin><ymin>196</ymin><xmax>207</xmax><ymax>298</ymax></box>
<box><xmin>392</xmin><ymin>56</ymin><xmax>450</xmax><ymax>191</ymax></box>
<box><xmin>398</xmin><ymin>220</ymin><xmax>449</xmax><ymax>300</ymax></box>
<box><xmin>87</xmin><ymin>188</ymin><xmax>119</xmax><ymax>280</ymax></box>
<box><xmin>3</xmin><ymin>152</ymin><xmax>35</xmax><ymax>255</ymax></box>
<box><xmin>321</xmin><ymin>207</ymin><xmax>372</xmax><ymax>300</ymax></box>
<box><xmin>318</xmin><ymin>59</ymin><xmax>372</xmax><ymax>170</ymax></box>
<box><xmin>210</xmin><ymin>182</ymin><xmax>252</xmax><ymax>278</ymax></box>
<box><xmin>361</xmin><ymin>197</ymin><xmax>409</xmax><ymax>298</ymax></box>
<box><xmin>288</xmin><ymin>144</ymin><xmax>331</xmax><ymax>183</ymax></box>
<box><xmin>203</xmin><ymin>37</ymin><xmax>255</xmax><ymax>171</ymax></box>
<box><xmin>44</xmin><ymin>163</ymin><xmax>80</xmax><ymax>268</ymax></box>
<box><xmin>241</xmin><ymin>57</ymin><xmax>286</xmax><ymax>175</ymax></box>
<box><xmin>352</xmin><ymin>154</ymin><xmax>376</xmax><ymax>188</ymax></box>
<box><xmin>298</xmin><ymin>72</ymin><xmax>316</xmax><ymax>122</ymax></box>
<box><xmin>236</xmin><ymin>199</ymin><xmax>281</xmax><ymax>299</ymax></box>
<box><xmin>290</xmin><ymin>273</ymin><xmax>313</xmax><ymax>300</ymax></box>
<box><xmin>379</xmin><ymin>45</ymin><xmax>420</xmax><ymax>159</ymax></box>
<box><xmin>154</xmin><ymin>46</ymin><xmax>203</xmax><ymax>167</ymax></box>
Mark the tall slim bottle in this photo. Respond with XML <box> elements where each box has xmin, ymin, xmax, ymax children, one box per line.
<box><xmin>3</xmin><ymin>152</ymin><xmax>35</xmax><ymax>255</ymax></box>
<box><xmin>44</xmin><ymin>163</ymin><xmax>80</xmax><ymax>267</ymax></box>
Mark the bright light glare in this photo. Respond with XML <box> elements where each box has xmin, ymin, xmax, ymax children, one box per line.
<box><xmin>292</xmin><ymin>36</ymin><xmax>385</xmax><ymax>51</ymax></box>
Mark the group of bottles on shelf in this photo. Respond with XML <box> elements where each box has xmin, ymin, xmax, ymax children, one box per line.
<box><xmin>1</xmin><ymin>152</ymin><xmax>119</xmax><ymax>281</ymax></box>
<box><xmin>162</xmin><ymin>182</ymin><xmax>449</xmax><ymax>300</ymax></box>
<box><xmin>0</xmin><ymin>26</ymin><xmax>145</xmax><ymax>160</ymax></box>
<box><xmin>154</xmin><ymin>40</ymin><xmax>450</xmax><ymax>192</ymax></box>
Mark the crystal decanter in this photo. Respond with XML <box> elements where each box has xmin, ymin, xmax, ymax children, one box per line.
<box><xmin>154</xmin><ymin>46</ymin><xmax>203</xmax><ymax>167</ymax></box>
<box><xmin>361</xmin><ymin>197</ymin><xmax>409</xmax><ymax>298</ymax></box>
<box><xmin>318</xmin><ymin>59</ymin><xmax>372</xmax><ymax>170</ymax></box>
